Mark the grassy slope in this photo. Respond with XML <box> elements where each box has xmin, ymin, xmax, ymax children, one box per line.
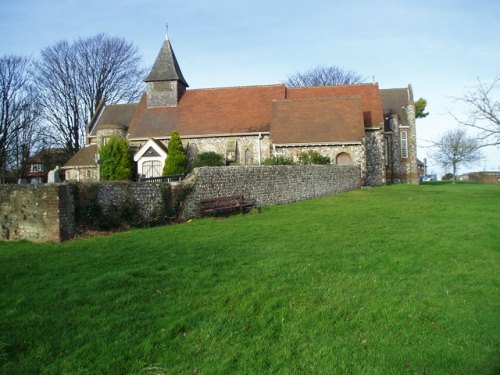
<box><xmin>0</xmin><ymin>183</ymin><xmax>498</xmax><ymax>374</ymax></box>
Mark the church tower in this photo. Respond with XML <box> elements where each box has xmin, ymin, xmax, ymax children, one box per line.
<box><xmin>144</xmin><ymin>35</ymin><xmax>188</xmax><ymax>107</ymax></box>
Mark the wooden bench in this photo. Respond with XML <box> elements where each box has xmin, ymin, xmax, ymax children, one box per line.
<box><xmin>200</xmin><ymin>195</ymin><xmax>256</xmax><ymax>216</ymax></box>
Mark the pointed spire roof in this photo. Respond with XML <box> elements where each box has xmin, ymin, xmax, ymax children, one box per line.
<box><xmin>144</xmin><ymin>35</ymin><xmax>189</xmax><ymax>87</ymax></box>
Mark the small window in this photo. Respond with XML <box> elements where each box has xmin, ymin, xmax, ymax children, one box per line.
<box><xmin>244</xmin><ymin>149</ymin><xmax>252</xmax><ymax>165</ymax></box>
<box><xmin>85</xmin><ymin>169</ymin><xmax>92</xmax><ymax>178</ymax></box>
<box><xmin>336</xmin><ymin>152</ymin><xmax>353</xmax><ymax>165</ymax></box>
<box><xmin>30</xmin><ymin>164</ymin><xmax>43</xmax><ymax>173</ymax></box>
<box><xmin>400</xmin><ymin>131</ymin><xmax>408</xmax><ymax>158</ymax></box>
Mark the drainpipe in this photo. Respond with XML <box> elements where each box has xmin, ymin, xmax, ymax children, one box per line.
<box><xmin>257</xmin><ymin>132</ymin><xmax>262</xmax><ymax>165</ymax></box>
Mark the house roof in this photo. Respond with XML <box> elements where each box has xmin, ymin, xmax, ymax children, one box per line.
<box><xmin>286</xmin><ymin>84</ymin><xmax>384</xmax><ymax>127</ymax></box>
<box><xmin>90</xmin><ymin>103</ymin><xmax>138</xmax><ymax>137</ymax></box>
<box><xmin>271</xmin><ymin>96</ymin><xmax>365</xmax><ymax>145</ymax></box>
<box><xmin>144</xmin><ymin>36</ymin><xmax>188</xmax><ymax>87</ymax></box>
<box><xmin>380</xmin><ymin>85</ymin><xmax>413</xmax><ymax>125</ymax></box>
<box><xmin>62</xmin><ymin>144</ymin><xmax>97</xmax><ymax>168</ymax></box>
<box><xmin>128</xmin><ymin>84</ymin><xmax>287</xmax><ymax>139</ymax></box>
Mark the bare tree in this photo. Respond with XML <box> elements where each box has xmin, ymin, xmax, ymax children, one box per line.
<box><xmin>75</xmin><ymin>33</ymin><xmax>146</xmax><ymax>121</ymax></box>
<box><xmin>36</xmin><ymin>34</ymin><xmax>146</xmax><ymax>155</ymax></box>
<box><xmin>36</xmin><ymin>41</ymin><xmax>84</xmax><ymax>156</ymax></box>
<box><xmin>431</xmin><ymin>128</ymin><xmax>482</xmax><ymax>184</ymax></box>
<box><xmin>285</xmin><ymin>65</ymin><xmax>365</xmax><ymax>87</ymax></box>
<box><xmin>0</xmin><ymin>55</ymin><xmax>40</xmax><ymax>183</ymax></box>
<box><xmin>452</xmin><ymin>77</ymin><xmax>499</xmax><ymax>148</ymax></box>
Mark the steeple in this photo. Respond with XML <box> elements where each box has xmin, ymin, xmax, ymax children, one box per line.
<box><xmin>145</xmin><ymin>35</ymin><xmax>188</xmax><ymax>107</ymax></box>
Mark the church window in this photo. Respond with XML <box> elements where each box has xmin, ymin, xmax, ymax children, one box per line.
<box><xmin>400</xmin><ymin>131</ymin><xmax>408</xmax><ymax>158</ymax></box>
<box><xmin>244</xmin><ymin>149</ymin><xmax>252</xmax><ymax>165</ymax></box>
<box><xmin>336</xmin><ymin>152</ymin><xmax>353</xmax><ymax>165</ymax></box>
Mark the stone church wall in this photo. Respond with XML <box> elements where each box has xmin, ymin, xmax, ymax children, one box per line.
<box><xmin>1</xmin><ymin>164</ymin><xmax>361</xmax><ymax>242</ymax></box>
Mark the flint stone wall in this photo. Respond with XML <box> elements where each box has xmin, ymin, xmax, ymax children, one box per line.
<box><xmin>180</xmin><ymin>164</ymin><xmax>361</xmax><ymax>218</ymax></box>
<box><xmin>0</xmin><ymin>184</ymin><xmax>75</xmax><ymax>242</ymax></box>
<box><xmin>1</xmin><ymin>164</ymin><xmax>361</xmax><ymax>242</ymax></box>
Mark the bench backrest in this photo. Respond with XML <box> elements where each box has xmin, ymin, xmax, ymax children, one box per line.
<box><xmin>200</xmin><ymin>195</ymin><xmax>245</xmax><ymax>209</ymax></box>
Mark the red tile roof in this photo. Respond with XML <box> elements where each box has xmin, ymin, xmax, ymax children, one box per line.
<box><xmin>126</xmin><ymin>83</ymin><xmax>384</xmax><ymax>145</ymax></box>
<box><xmin>271</xmin><ymin>97</ymin><xmax>365</xmax><ymax>144</ymax></box>
<box><xmin>286</xmin><ymin>84</ymin><xmax>384</xmax><ymax>127</ymax></box>
<box><xmin>128</xmin><ymin>85</ymin><xmax>287</xmax><ymax>139</ymax></box>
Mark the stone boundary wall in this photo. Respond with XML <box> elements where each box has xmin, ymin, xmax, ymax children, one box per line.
<box><xmin>0</xmin><ymin>184</ymin><xmax>75</xmax><ymax>242</ymax></box>
<box><xmin>1</xmin><ymin>165</ymin><xmax>361</xmax><ymax>242</ymax></box>
<box><xmin>180</xmin><ymin>164</ymin><xmax>361</xmax><ymax>218</ymax></box>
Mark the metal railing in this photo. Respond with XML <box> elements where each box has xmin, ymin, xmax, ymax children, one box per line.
<box><xmin>137</xmin><ymin>174</ymin><xmax>184</xmax><ymax>183</ymax></box>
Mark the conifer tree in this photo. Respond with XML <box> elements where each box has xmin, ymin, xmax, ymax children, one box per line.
<box><xmin>99</xmin><ymin>135</ymin><xmax>133</xmax><ymax>180</ymax></box>
<box><xmin>163</xmin><ymin>131</ymin><xmax>187</xmax><ymax>176</ymax></box>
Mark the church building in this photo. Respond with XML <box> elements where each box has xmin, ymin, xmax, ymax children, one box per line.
<box><xmin>63</xmin><ymin>35</ymin><xmax>419</xmax><ymax>185</ymax></box>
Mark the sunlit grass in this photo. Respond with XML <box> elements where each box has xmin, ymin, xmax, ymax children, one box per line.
<box><xmin>0</xmin><ymin>183</ymin><xmax>498</xmax><ymax>374</ymax></box>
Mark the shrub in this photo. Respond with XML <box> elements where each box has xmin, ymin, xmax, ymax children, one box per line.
<box><xmin>163</xmin><ymin>131</ymin><xmax>187</xmax><ymax>176</ymax></box>
<box><xmin>442</xmin><ymin>173</ymin><xmax>454</xmax><ymax>181</ymax></box>
<box><xmin>298</xmin><ymin>150</ymin><xmax>331</xmax><ymax>165</ymax></box>
<box><xmin>262</xmin><ymin>156</ymin><xmax>295</xmax><ymax>165</ymax></box>
<box><xmin>192</xmin><ymin>151</ymin><xmax>225</xmax><ymax>168</ymax></box>
<box><xmin>99</xmin><ymin>135</ymin><xmax>133</xmax><ymax>180</ymax></box>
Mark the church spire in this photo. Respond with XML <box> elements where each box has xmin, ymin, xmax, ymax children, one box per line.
<box><xmin>144</xmin><ymin>36</ymin><xmax>188</xmax><ymax>87</ymax></box>
<box><xmin>145</xmin><ymin>34</ymin><xmax>188</xmax><ymax>107</ymax></box>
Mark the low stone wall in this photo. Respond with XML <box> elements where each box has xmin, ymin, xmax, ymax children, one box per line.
<box><xmin>180</xmin><ymin>164</ymin><xmax>361</xmax><ymax>218</ymax></box>
<box><xmin>1</xmin><ymin>164</ymin><xmax>361</xmax><ymax>242</ymax></box>
<box><xmin>0</xmin><ymin>184</ymin><xmax>75</xmax><ymax>242</ymax></box>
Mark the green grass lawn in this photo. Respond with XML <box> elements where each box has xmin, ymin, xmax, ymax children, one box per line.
<box><xmin>0</xmin><ymin>183</ymin><xmax>499</xmax><ymax>374</ymax></box>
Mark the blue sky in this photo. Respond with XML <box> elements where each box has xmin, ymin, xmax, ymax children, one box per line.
<box><xmin>1</xmin><ymin>0</ymin><xmax>499</xmax><ymax>175</ymax></box>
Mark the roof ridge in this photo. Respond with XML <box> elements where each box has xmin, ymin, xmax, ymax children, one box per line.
<box><xmin>187</xmin><ymin>83</ymin><xmax>286</xmax><ymax>92</ymax></box>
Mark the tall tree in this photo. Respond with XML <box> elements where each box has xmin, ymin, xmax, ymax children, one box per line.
<box><xmin>0</xmin><ymin>55</ymin><xmax>40</xmax><ymax>182</ymax></box>
<box><xmin>452</xmin><ymin>77</ymin><xmax>499</xmax><ymax>148</ymax></box>
<box><xmin>286</xmin><ymin>65</ymin><xmax>365</xmax><ymax>87</ymax></box>
<box><xmin>99</xmin><ymin>135</ymin><xmax>133</xmax><ymax>180</ymax></box>
<box><xmin>431</xmin><ymin>128</ymin><xmax>482</xmax><ymax>184</ymax></box>
<box><xmin>163</xmin><ymin>131</ymin><xmax>187</xmax><ymax>176</ymax></box>
<box><xmin>36</xmin><ymin>41</ymin><xmax>84</xmax><ymax>156</ymax></box>
<box><xmin>75</xmin><ymin>33</ymin><xmax>146</xmax><ymax>121</ymax></box>
<box><xmin>36</xmin><ymin>34</ymin><xmax>146</xmax><ymax>156</ymax></box>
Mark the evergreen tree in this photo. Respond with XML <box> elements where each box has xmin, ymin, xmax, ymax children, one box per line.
<box><xmin>163</xmin><ymin>131</ymin><xmax>187</xmax><ymax>176</ymax></box>
<box><xmin>99</xmin><ymin>135</ymin><xmax>132</xmax><ymax>180</ymax></box>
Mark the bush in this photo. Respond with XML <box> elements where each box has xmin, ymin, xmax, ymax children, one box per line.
<box><xmin>99</xmin><ymin>135</ymin><xmax>133</xmax><ymax>180</ymax></box>
<box><xmin>298</xmin><ymin>150</ymin><xmax>331</xmax><ymax>165</ymax></box>
<box><xmin>192</xmin><ymin>151</ymin><xmax>225</xmax><ymax>168</ymax></box>
<box><xmin>163</xmin><ymin>131</ymin><xmax>187</xmax><ymax>176</ymax></box>
<box><xmin>262</xmin><ymin>156</ymin><xmax>295</xmax><ymax>165</ymax></box>
<box><xmin>442</xmin><ymin>173</ymin><xmax>454</xmax><ymax>181</ymax></box>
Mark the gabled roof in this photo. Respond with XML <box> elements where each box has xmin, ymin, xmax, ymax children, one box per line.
<box><xmin>62</xmin><ymin>144</ymin><xmax>97</xmax><ymax>169</ymax></box>
<box><xmin>144</xmin><ymin>36</ymin><xmax>188</xmax><ymax>87</ymax></box>
<box><xmin>133</xmin><ymin>138</ymin><xmax>168</xmax><ymax>162</ymax></box>
<box><xmin>128</xmin><ymin>84</ymin><xmax>287</xmax><ymax>139</ymax></box>
<box><xmin>89</xmin><ymin>103</ymin><xmax>138</xmax><ymax>137</ymax></box>
<box><xmin>286</xmin><ymin>84</ymin><xmax>384</xmax><ymax>127</ymax></box>
<box><xmin>380</xmin><ymin>85</ymin><xmax>414</xmax><ymax>125</ymax></box>
<box><xmin>271</xmin><ymin>96</ymin><xmax>365</xmax><ymax>145</ymax></box>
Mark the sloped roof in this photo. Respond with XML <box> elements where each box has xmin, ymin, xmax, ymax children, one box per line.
<box><xmin>133</xmin><ymin>138</ymin><xmax>168</xmax><ymax>162</ymax></box>
<box><xmin>286</xmin><ymin>84</ymin><xmax>384</xmax><ymax>127</ymax></box>
<box><xmin>128</xmin><ymin>84</ymin><xmax>287</xmax><ymax>139</ymax></box>
<box><xmin>271</xmin><ymin>96</ymin><xmax>365</xmax><ymax>145</ymax></box>
<box><xmin>144</xmin><ymin>37</ymin><xmax>188</xmax><ymax>87</ymax></box>
<box><xmin>380</xmin><ymin>85</ymin><xmax>413</xmax><ymax>125</ymax></box>
<box><xmin>90</xmin><ymin>103</ymin><xmax>138</xmax><ymax>137</ymax></box>
<box><xmin>62</xmin><ymin>144</ymin><xmax>97</xmax><ymax>168</ymax></box>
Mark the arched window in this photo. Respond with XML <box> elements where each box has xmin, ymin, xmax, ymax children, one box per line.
<box><xmin>244</xmin><ymin>149</ymin><xmax>252</xmax><ymax>165</ymax></box>
<box><xmin>336</xmin><ymin>152</ymin><xmax>353</xmax><ymax>165</ymax></box>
